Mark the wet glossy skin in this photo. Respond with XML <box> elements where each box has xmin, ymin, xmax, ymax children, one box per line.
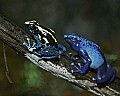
<box><xmin>64</xmin><ymin>33</ymin><xmax>116</xmax><ymax>86</ymax></box>
<box><xmin>23</xmin><ymin>20</ymin><xmax>66</xmax><ymax>60</ymax></box>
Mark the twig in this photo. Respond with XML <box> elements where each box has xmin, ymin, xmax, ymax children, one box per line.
<box><xmin>5</xmin><ymin>72</ymin><xmax>13</xmax><ymax>84</ymax></box>
<box><xmin>3</xmin><ymin>42</ymin><xmax>8</xmax><ymax>71</ymax></box>
<box><xmin>3</xmin><ymin>42</ymin><xmax>13</xmax><ymax>83</ymax></box>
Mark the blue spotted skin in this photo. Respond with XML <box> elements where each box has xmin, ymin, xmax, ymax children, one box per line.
<box><xmin>33</xmin><ymin>44</ymin><xmax>66</xmax><ymax>60</ymax></box>
<box><xmin>23</xmin><ymin>20</ymin><xmax>66</xmax><ymax>60</ymax></box>
<box><xmin>64</xmin><ymin>33</ymin><xmax>116</xmax><ymax>85</ymax></box>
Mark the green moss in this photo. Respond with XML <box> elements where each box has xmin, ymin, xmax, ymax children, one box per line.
<box><xmin>22</xmin><ymin>61</ymin><xmax>44</xmax><ymax>88</ymax></box>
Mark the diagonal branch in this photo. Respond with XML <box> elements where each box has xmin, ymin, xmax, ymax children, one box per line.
<box><xmin>0</xmin><ymin>15</ymin><xmax>120</xmax><ymax>96</ymax></box>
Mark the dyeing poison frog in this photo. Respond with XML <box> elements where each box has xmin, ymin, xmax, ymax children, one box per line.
<box><xmin>23</xmin><ymin>20</ymin><xmax>66</xmax><ymax>60</ymax></box>
<box><xmin>64</xmin><ymin>33</ymin><xmax>116</xmax><ymax>86</ymax></box>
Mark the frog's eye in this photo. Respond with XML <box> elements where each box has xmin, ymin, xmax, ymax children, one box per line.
<box><xmin>29</xmin><ymin>24</ymin><xmax>34</xmax><ymax>28</ymax></box>
<box><xmin>74</xmin><ymin>37</ymin><xmax>78</xmax><ymax>40</ymax></box>
<box><xmin>71</xmin><ymin>37</ymin><xmax>78</xmax><ymax>41</ymax></box>
<box><xmin>28</xmin><ymin>24</ymin><xmax>37</xmax><ymax>30</ymax></box>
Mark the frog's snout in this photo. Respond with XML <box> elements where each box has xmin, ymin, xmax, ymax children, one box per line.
<box><xmin>64</xmin><ymin>35</ymin><xmax>68</xmax><ymax>39</ymax></box>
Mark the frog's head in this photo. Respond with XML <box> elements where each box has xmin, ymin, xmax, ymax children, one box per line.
<box><xmin>64</xmin><ymin>33</ymin><xmax>82</xmax><ymax>52</ymax></box>
<box><xmin>25</xmin><ymin>20</ymin><xmax>39</xmax><ymax>35</ymax></box>
<box><xmin>25</xmin><ymin>20</ymin><xmax>58</xmax><ymax>47</ymax></box>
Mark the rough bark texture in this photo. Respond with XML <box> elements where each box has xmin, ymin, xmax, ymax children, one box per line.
<box><xmin>0</xmin><ymin>15</ymin><xmax>120</xmax><ymax>96</ymax></box>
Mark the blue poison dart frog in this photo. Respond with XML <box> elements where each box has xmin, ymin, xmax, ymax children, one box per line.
<box><xmin>23</xmin><ymin>20</ymin><xmax>66</xmax><ymax>60</ymax></box>
<box><xmin>64</xmin><ymin>33</ymin><xmax>116</xmax><ymax>86</ymax></box>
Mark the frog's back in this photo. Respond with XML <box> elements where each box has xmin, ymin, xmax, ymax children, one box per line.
<box><xmin>79</xmin><ymin>37</ymin><xmax>105</xmax><ymax>69</ymax></box>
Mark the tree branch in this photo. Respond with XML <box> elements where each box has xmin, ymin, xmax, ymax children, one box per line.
<box><xmin>0</xmin><ymin>15</ymin><xmax>120</xmax><ymax>96</ymax></box>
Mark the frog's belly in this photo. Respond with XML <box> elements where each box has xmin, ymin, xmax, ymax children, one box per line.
<box><xmin>87</xmin><ymin>50</ymin><xmax>104</xmax><ymax>69</ymax></box>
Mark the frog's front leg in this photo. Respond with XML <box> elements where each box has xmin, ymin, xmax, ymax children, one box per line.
<box><xmin>71</xmin><ymin>49</ymin><xmax>92</xmax><ymax>75</ymax></box>
<box><xmin>66</xmin><ymin>52</ymin><xmax>80</xmax><ymax>61</ymax></box>
<box><xmin>23</xmin><ymin>37</ymin><xmax>42</xmax><ymax>52</ymax></box>
<box><xmin>96</xmin><ymin>64</ymin><xmax>116</xmax><ymax>84</ymax></box>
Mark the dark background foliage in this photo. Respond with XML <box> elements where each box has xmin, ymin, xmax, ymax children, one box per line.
<box><xmin>0</xmin><ymin>0</ymin><xmax>120</xmax><ymax>96</ymax></box>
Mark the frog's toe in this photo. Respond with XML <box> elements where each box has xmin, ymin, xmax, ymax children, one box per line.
<box><xmin>29</xmin><ymin>47</ymin><xmax>36</xmax><ymax>52</ymax></box>
<box><xmin>23</xmin><ymin>38</ymin><xmax>32</xmax><ymax>48</ymax></box>
<box><xmin>71</xmin><ymin>69</ymin><xmax>79</xmax><ymax>73</ymax></box>
<box><xmin>110</xmin><ymin>69</ymin><xmax>116</xmax><ymax>82</ymax></box>
<box><xmin>26</xmin><ymin>38</ymin><xmax>31</xmax><ymax>46</ymax></box>
<box><xmin>23</xmin><ymin>42</ymin><xmax>30</xmax><ymax>49</ymax></box>
<box><xmin>71</xmin><ymin>62</ymin><xmax>74</xmax><ymax>66</ymax></box>
<box><xmin>71</xmin><ymin>70</ymin><xmax>74</xmax><ymax>73</ymax></box>
<box><xmin>23</xmin><ymin>42</ymin><xmax>26</xmax><ymax>45</ymax></box>
<box><xmin>78</xmin><ymin>63</ymin><xmax>81</xmax><ymax>68</ymax></box>
<box><xmin>71</xmin><ymin>62</ymin><xmax>81</xmax><ymax>68</ymax></box>
<box><xmin>92</xmin><ymin>77</ymin><xmax>96</xmax><ymax>81</ymax></box>
<box><xmin>71</xmin><ymin>62</ymin><xmax>82</xmax><ymax>74</ymax></box>
<box><xmin>31</xmin><ymin>42</ymin><xmax>36</xmax><ymax>47</ymax></box>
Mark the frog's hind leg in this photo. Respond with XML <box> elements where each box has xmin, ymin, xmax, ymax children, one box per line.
<box><xmin>96</xmin><ymin>64</ymin><xmax>116</xmax><ymax>84</ymax></box>
<box><xmin>36</xmin><ymin>46</ymin><xmax>61</xmax><ymax>61</ymax></box>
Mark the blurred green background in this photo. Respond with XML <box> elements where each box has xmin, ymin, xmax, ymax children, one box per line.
<box><xmin>0</xmin><ymin>0</ymin><xmax>120</xmax><ymax>96</ymax></box>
